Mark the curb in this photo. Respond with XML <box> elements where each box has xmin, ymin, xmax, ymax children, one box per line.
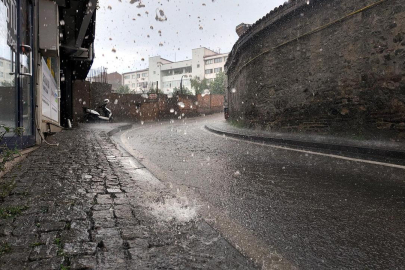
<box><xmin>0</xmin><ymin>146</ymin><xmax>40</xmax><ymax>178</ymax></box>
<box><xmin>106</xmin><ymin>124</ymin><xmax>139</xmax><ymax>160</ymax></box>
<box><xmin>106</xmin><ymin>124</ymin><xmax>134</xmax><ymax>137</ymax></box>
<box><xmin>205</xmin><ymin>125</ymin><xmax>405</xmax><ymax>161</ymax></box>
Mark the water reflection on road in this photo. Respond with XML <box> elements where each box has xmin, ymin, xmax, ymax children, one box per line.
<box><xmin>117</xmin><ymin>114</ymin><xmax>405</xmax><ymax>269</ymax></box>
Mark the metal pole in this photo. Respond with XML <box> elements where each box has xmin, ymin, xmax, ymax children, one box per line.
<box><xmin>180</xmin><ymin>75</ymin><xmax>185</xmax><ymax>95</ymax></box>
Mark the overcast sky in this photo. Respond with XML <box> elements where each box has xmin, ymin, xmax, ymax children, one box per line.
<box><xmin>92</xmin><ymin>0</ymin><xmax>286</xmax><ymax>74</ymax></box>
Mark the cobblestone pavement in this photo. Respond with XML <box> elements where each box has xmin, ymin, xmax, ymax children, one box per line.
<box><xmin>0</xmin><ymin>124</ymin><xmax>256</xmax><ymax>270</ymax></box>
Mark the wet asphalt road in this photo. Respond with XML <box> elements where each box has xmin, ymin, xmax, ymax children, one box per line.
<box><xmin>116</xmin><ymin>114</ymin><xmax>405</xmax><ymax>269</ymax></box>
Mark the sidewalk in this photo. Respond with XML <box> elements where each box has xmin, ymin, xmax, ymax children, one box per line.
<box><xmin>206</xmin><ymin>120</ymin><xmax>405</xmax><ymax>162</ymax></box>
<box><xmin>0</xmin><ymin>124</ymin><xmax>255</xmax><ymax>270</ymax></box>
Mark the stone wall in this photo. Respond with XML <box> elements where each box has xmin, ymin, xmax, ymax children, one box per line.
<box><xmin>73</xmin><ymin>82</ymin><xmax>224</xmax><ymax>122</ymax></box>
<box><xmin>226</xmin><ymin>0</ymin><xmax>405</xmax><ymax>137</ymax></box>
<box><xmin>197</xmin><ymin>94</ymin><xmax>225</xmax><ymax>114</ymax></box>
<box><xmin>178</xmin><ymin>95</ymin><xmax>199</xmax><ymax>117</ymax></box>
<box><xmin>72</xmin><ymin>80</ymin><xmax>91</xmax><ymax>124</ymax></box>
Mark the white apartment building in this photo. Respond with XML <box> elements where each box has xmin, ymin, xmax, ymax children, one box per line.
<box><xmin>204</xmin><ymin>53</ymin><xmax>228</xmax><ymax>82</ymax></box>
<box><xmin>122</xmin><ymin>68</ymin><xmax>149</xmax><ymax>93</ymax></box>
<box><xmin>123</xmin><ymin>47</ymin><xmax>228</xmax><ymax>94</ymax></box>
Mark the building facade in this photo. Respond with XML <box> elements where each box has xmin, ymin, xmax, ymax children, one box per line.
<box><xmin>203</xmin><ymin>53</ymin><xmax>228</xmax><ymax>82</ymax></box>
<box><xmin>122</xmin><ymin>68</ymin><xmax>149</xmax><ymax>93</ymax></box>
<box><xmin>88</xmin><ymin>71</ymin><xmax>122</xmax><ymax>91</ymax></box>
<box><xmin>0</xmin><ymin>0</ymin><xmax>96</xmax><ymax>149</ymax></box>
<box><xmin>123</xmin><ymin>48</ymin><xmax>228</xmax><ymax>94</ymax></box>
<box><xmin>107</xmin><ymin>72</ymin><xmax>122</xmax><ymax>91</ymax></box>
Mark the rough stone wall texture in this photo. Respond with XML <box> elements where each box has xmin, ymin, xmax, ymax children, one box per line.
<box><xmin>197</xmin><ymin>95</ymin><xmax>225</xmax><ymax>114</ymax></box>
<box><xmin>178</xmin><ymin>95</ymin><xmax>199</xmax><ymax>116</ymax></box>
<box><xmin>90</xmin><ymin>82</ymin><xmax>113</xmax><ymax>108</ymax></box>
<box><xmin>226</xmin><ymin>0</ymin><xmax>405</xmax><ymax>136</ymax></box>
<box><xmin>72</xmin><ymin>80</ymin><xmax>91</xmax><ymax>124</ymax></box>
<box><xmin>107</xmin><ymin>93</ymin><xmax>145</xmax><ymax>121</ymax></box>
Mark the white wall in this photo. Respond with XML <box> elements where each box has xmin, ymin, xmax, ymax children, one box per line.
<box><xmin>161</xmin><ymin>60</ymin><xmax>192</xmax><ymax>70</ymax></box>
<box><xmin>191</xmin><ymin>48</ymin><xmax>206</xmax><ymax>81</ymax></box>
<box><xmin>148</xmin><ymin>56</ymin><xmax>163</xmax><ymax>91</ymax></box>
<box><xmin>122</xmin><ymin>69</ymin><xmax>149</xmax><ymax>93</ymax></box>
<box><xmin>203</xmin><ymin>53</ymin><xmax>227</xmax><ymax>80</ymax></box>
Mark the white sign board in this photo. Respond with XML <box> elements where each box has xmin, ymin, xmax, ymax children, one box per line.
<box><xmin>41</xmin><ymin>58</ymin><xmax>59</xmax><ymax>122</ymax></box>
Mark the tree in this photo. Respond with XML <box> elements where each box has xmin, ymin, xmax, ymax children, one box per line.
<box><xmin>116</xmin><ymin>85</ymin><xmax>131</xmax><ymax>94</ymax></box>
<box><xmin>210</xmin><ymin>72</ymin><xmax>226</xmax><ymax>95</ymax></box>
<box><xmin>146</xmin><ymin>88</ymin><xmax>163</xmax><ymax>94</ymax></box>
<box><xmin>190</xmin><ymin>76</ymin><xmax>209</xmax><ymax>95</ymax></box>
<box><xmin>173</xmin><ymin>86</ymin><xmax>193</xmax><ymax>95</ymax></box>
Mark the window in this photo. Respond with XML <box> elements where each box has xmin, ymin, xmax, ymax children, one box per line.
<box><xmin>0</xmin><ymin>72</ymin><xmax>3</xmax><ymax>78</ymax></box>
<box><xmin>214</xmin><ymin>58</ymin><xmax>222</xmax><ymax>63</ymax></box>
<box><xmin>132</xmin><ymin>83</ymin><xmax>135</xmax><ymax>87</ymax></box>
<box><xmin>138</xmin><ymin>83</ymin><xmax>141</xmax><ymax>87</ymax></box>
<box><xmin>132</xmin><ymin>75</ymin><xmax>136</xmax><ymax>79</ymax></box>
<box><xmin>205</xmin><ymin>59</ymin><xmax>213</xmax><ymax>65</ymax></box>
<box><xmin>153</xmin><ymin>71</ymin><xmax>156</xmax><ymax>74</ymax></box>
<box><xmin>173</xmin><ymin>68</ymin><xmax>183</xmax><ymax>75</ymax></box>
<box><xmin>137</xmin><ymin>74</ymin><xmax>140</xmax><ymax>78</ymax></box>
<box><xmin>185</xmin><ymin>66</ymin><xmax>192</xmax><ymax>73</ymax></box>
<box><xmin>205</xmin><ymin>69</ymin><xmax>213</xmax><ymax>74</ymax></box>
<box><xmin>197</xmin><ymin>64</ymin><xmax>200</xmax><ymax>68</ymax></box>
<box><xmin>0</xmin><ymin>61</ymin><xmax>3</xmax><ymax>67</ymax></box>
<box><xmin>124</xmin><ymin>75</ymin><xmax>130</xmax><ymax>79</ymax></box>
<box><xmin>214</xmin><ymin>67</ymin><xmax>222</xmax><ymax>73</ymax></box>
<box><xmin>142</xmin><ymin>73</ymin><xmax>147</xmax><ymax>77</ymax></box>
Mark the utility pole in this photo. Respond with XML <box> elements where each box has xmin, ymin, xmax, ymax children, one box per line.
<box><xmin>180</xmin><ymin>75</ymin><xmax>186</xmax><ymax>95</ymax></box>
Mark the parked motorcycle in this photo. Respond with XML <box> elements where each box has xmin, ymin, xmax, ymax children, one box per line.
<box><xmin>83</xmin><ymin>99</ymin><xmax>113</xmax><ymax>122</ymax></box>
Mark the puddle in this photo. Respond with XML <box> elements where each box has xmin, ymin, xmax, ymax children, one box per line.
<box><xmin>129</xmin><ymin>168</ymin><xmax>163</xmax><ymax>186</ymax></box>
<box><xmin>118</xmin><ymin>157</ymin><xmax>144</xmax><ymax>169</ymax></box>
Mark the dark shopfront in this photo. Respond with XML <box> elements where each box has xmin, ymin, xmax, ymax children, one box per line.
<box><xmin>0</xmin><ymin>0</ymin><xmax>35</xmax><ymax>148</ymax></box>
<box><xmin>1</xmin><ymin>0</ymin><xmax>96</xmax><ymax>149</ymax></box>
